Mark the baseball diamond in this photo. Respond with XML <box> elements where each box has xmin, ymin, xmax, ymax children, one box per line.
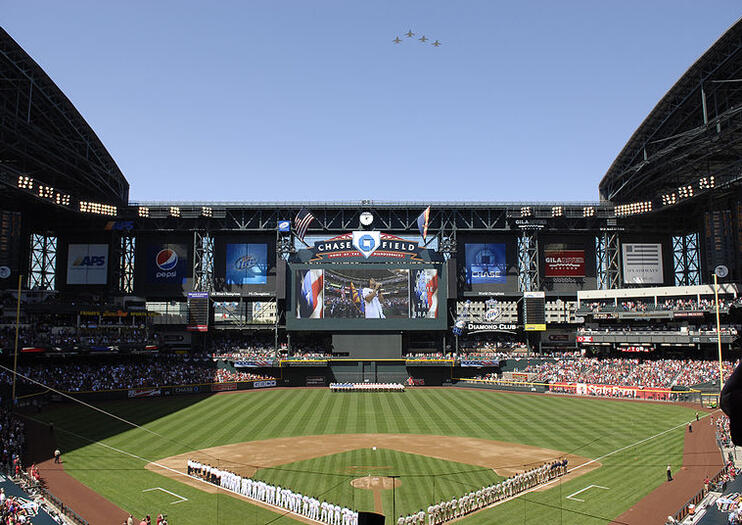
<box><xmin>29</xmin><ymin>388</ymin><xmax>698</xmax><ymax>524</ymax></box>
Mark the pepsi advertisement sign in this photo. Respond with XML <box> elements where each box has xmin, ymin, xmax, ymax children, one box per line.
<box><xmin>226</xmin><ymin>243</ymin><xmax>267</xmax><ymax>285</ymax></box>
<box><xmin>147</xmin><ymin>243</ymin><xmax>188</xmax><ymax>284</ymax></box>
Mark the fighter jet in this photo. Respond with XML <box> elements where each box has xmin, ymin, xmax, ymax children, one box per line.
<box><xmin>432</xmin><ymin>40</ymin><xmax>441</xmax><ymax>47</ymax></box>
<box><xmin>393</xmin><ymin>36</ymin><xmax>402</xmax><ymax>44</ymax></box>
<box><xmin>405</xmin><ymin>30</ymin><xmax>415</xmax><ymax>38</ymax></box>
<box><xmin>419</xmin><ymin>35</ymin><xmax>428</xmax><ymax>43</ymax></box>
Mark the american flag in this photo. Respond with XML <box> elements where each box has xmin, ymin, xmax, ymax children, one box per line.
<box><xmin>294</xmin><ymin>208</ymin><xmax>315</xmax><ymax>242</ymax></box>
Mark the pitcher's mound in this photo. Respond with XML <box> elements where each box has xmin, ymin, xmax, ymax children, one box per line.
<box><xmin>350</xmin><ymin>476</ymin><xmax>401</xmax><ymax>490</ymax></box>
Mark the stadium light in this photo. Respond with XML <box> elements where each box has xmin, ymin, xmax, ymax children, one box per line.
<box><xmin>661</xmin><ymin>193</ymin><xmax>677</xmax><ymax>206</ymax></box>
<box><xmin>582</xmin><ymin>206</ymin><xmax>595</xmax><ymax>217</ymax></box>
<box><xmin>699</xmin><ymin>176</ymin><xmax>715</xmax><ymax>190</ymax></box>
<box><xmin>79</xmin><ymin>201</ymin><xmax>117</xmax><ymax>216</ymax></box>
<box><xmin>55</xmin><ymin>193</ymin><xmax>71</xmax><ymax>206</ymax></box>
<box><xmin>678</xmin><ymin>185</ymin><xmax>694</xmax><ymax>199</ymax></box>
<box><xmin>520</xmin><ymin>206</ymin><xmax>532</xmax><ymax>217</ymax></box>
<box><xmin>170</xmin><ymin>206</ymin><xmax>181</xmax><ymax>217</ymax></box>
<box><xmin>37</xmin><ymin>185</ymin><xmax>54</xmax><ymax>199</ymax></box>
<box><xmin>138</xmin><ymin>206</ymin><xmax>150</xmax><ymax>217</ymax></box>
<box><xmin>615</xmin><ymin>201</ymin><xmax>652</xmax><ymax>217</ymax></box>
<box><xmin>551</xmin><ymin>206</ymin><xmax>563</xmax><ymax>217</ymax></box>
<box><xmin>16</xmin><ymin>175</ymin><xmax>33</xmax><ymax>189</ymax></box>
<box><xmin>201</xmin><ymin>206</ymin><xmax>212</xmax><ymax>217</ymax></box>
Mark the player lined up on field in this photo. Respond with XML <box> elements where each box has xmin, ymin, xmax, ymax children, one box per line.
<box><xmin>187</xmin><ymin>459</ymin><xmax>358</xmax><ymax>525</ymax></box>
<box><xmin>396</xmin><ymin>459</ymin><xmax>568</xmax><ymax>525</ymax></box>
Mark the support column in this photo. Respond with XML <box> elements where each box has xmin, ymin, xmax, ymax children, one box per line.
<box><xmin>518</xmin><ymin>231</ymin><xmax>540</xmax><ymax>292</ymax></box>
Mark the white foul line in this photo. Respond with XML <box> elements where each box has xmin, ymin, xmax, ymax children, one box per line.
<box><xmin>565</xmin><ymin>484</ymin><xmax>609</xmax><ymax>502</ymax></box>
<box><xmin>142</xmin><ymin>487</ymin><xmax>188</xmax><ymax>505</ymax></box>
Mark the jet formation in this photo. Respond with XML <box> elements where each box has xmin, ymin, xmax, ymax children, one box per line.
<box><xmin>393</xmin><ymin>29</ymin><xmax>441</xmax><ymax>47</ymax></box>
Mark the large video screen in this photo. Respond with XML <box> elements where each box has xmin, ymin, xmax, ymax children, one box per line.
<box><xmin>225</xmin><ymin>243</ymin><xmax>268</xmax><ymax>285</ymax></box>
<box><xmin>290</xmin><ymin>265</ymin><xmax>444</xmax><ymax>330</ymax></box>
<box><xmin>324</xmin><ymin>268</ymin><xmax>410</xmax><ymax>319</ymax></box>
<box><xmin>465</xmin><ymin>243</ymin><xmax>506</xmax><ymax>284</ymax></box>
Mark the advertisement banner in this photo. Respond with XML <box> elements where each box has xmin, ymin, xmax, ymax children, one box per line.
<box><xmin>146</xmin><ymin>243</ymin><xmax>189</xmax><ymax>285</ymax></box>
<box><xmin>465</xmin><ymin>244</ymin><xmax>506</xmax><ymax>284</ymax></box>
<box><xmin>225</xmin><ymin>243</ymin><xmax>268</xmax><ymax>285</ymax></box>
<box><xmin>128</xmin><ymin>388</ymin><xmax>161</xmax><ymax>398</ymax></box>
<box><xmin>253</xmin><ymin>380</ymin><xmax>277</xmax><ymax>389</ymax></box>
<box><xmin>234</xmin><ymin>360</ymin><xmax>275</xmax><ymax>368</ymax></box>
<box><xmin>410</xmin><ymin>269</ymin><xmax>438</xmax><ymax>319</ymax></box>
<box><xmin>211</xmin><ymin>383</ymin><xmax>239</xmax><ymax>392</ymax></box>
<box><xmin>544</xmin><ymin>250</ymin><xmax>585</xmax><ymax>278</ymax></box>
<box><xmin>307</xmin><ymin>232</ymin><xmax>426</xmax><ymax>262</ymax></box>
<box><xmin>622</xmin><ymin>243</ymin><xmax>663</xmax><ymax>284</ymax></box>
<box><xmin>67</xmin><ymin>244</ymin><xmax>109</xmax><ymax>285</ymax></box>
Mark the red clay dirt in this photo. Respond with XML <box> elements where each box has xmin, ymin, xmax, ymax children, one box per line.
<box><xmin>23</xmin><ymin>418</ymin><xmax>130</xmax><ymax>525</ymax></box>
<box><xmin>611</xmin><ymin>414</ymin><xmax>724</xmax><ymax>525</ymax></box>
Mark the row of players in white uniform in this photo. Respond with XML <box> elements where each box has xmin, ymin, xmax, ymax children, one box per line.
<box><xmin>187</xmin><ymin>457</ymin><xmax>567</xmax><ymax>525</ymax></box>
<box><xmin>396</xmin><ymin>459</ymin><xmax>569</xmax><ymax>525</ymax></box>
<box><xmin>329</xmin><ymin>383</ymin><xmax>405</xmax><ymax>392</ymax></box>
<box><xmin>187</xmin><ymin>459</ymin><xmax>359</xmax><ymax>525</ymax></box>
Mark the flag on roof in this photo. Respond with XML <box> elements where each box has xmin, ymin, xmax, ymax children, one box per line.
<box><xmin>294</xmin><ymin>208</ymin><xmax>315</xmax><ymax>242</ymax></box>
<box><xmin>417</xmin><ymin>206</ymin><xmax>431</xmax><ymax>242</ymax></box>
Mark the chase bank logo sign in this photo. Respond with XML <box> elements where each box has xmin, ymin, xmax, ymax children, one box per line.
<box><xmin>352</xmin><ymin>231</ymin><xmax>381</xmax><ymax>259</ymax></box>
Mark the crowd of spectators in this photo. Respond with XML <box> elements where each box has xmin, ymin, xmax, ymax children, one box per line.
<box><xmin>208</xmin><ymin>334</ymin><xmax>333</xmax><ymax>361</ymax></box>
<box><xmin>715</xmin><ymin>414</ymin><xmax>734</xmax><ymax>449</ymax></box>
<box><xmin>477</xmin><ymin>357</ymin><xmax>736</xmax><ymax>389</ymax></box>
<box><xmin>0</xmin><ymin>408</ymin><xmax>24</xmax><ymax>477</ymax></box>
<box><xmin>578</xmin><ymin>325</ymin><xmax>739</xmax><ymax>336</ymax></box>
<box><xmin>458</xmin><ymin>338</ymin><xmax>529</xmax><ymax>353</ymax></box>
<box><xmin>580</xmin><ymin>297</ymin><xmax>738</xmax><ymax>314</ymax></box>
<box><xmin>0</xmin><ymin>357</ymin><xmax>274</xmax><ymax>392</ymax></box>
<box><xmin>123</xmin><ymin>513</ymin><xmax>169</xmax><ymax>525</ymax></box>
<box><xmin>0</xmin><ymin>324</ymin><xmax>152</xmax><ymax>351</ymax></box>
<box><xmin>0</xmin><ymin>407</ymin><xmax>62</xmax><ymax>523</ymax></box>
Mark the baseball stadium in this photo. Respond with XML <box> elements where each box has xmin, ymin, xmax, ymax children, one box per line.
<box><xmin>1</xmin><ymin>13</ymin><xmax>742</xmax><ymax>525</ymax></box>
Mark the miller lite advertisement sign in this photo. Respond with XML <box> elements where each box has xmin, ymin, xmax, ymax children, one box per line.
<box><xmin>66</xmin><ymin>244</ymin><xmax>109</xmax><ymax>285</ymax></box>
<box><xmin>146</xmin><ymin>243</ymin><xmax>188</xmax><ymax>284</ymax></box>
<box><xmin>225</xmin><ymin>243</ymin><xmax>267</xmax><ymax>285</ymax></box>
<box><xmin>544</xmin><ymin>249</ymin><xmax>585</xmax><ymax>278</ymax></box>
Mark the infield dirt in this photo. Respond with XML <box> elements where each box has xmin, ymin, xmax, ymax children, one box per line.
<box><xmin>146</xmin><ymin>433</ymin><xmax>598</xmax><ymax>498</ymax></box>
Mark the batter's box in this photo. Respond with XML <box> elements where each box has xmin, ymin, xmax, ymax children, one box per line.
<box><xmin>143</xmin><ymin>487</ymin><xmax>188</xmax><ymax>505</ymax></box>
<box><xmin>566</xmin><ymin>484</ymin><xmax>609</xmax><ymax>502</ymax></box>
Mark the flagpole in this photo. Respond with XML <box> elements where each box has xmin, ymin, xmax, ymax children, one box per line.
<box><xmin>714</xmin><ymin>273</ymin><xmax>724</xmax><ymax>395</ymax></box>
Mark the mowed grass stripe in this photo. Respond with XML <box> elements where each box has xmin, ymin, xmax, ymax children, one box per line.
<box><xmin>42</xmin><ymin>388</ymin><xmax>700</xmax><ymax>525</ymax></box>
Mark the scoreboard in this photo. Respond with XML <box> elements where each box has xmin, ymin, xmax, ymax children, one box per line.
<box><xmin>0</xmin><ymin>211</ymin><xmax>21</xmax><ymax>289</ymax></box>
<box><xmin>523</xmin><ymin>291</ymin><xmax>546</xmax><ymax>331</ymax></box>
<box><xmin>187</xmin><ymin>292</ymin><xmax>209</xmax><ymax>332</ymax></box>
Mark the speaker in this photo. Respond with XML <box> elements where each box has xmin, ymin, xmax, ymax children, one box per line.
<box><xmin>446</xmin><ymin>258</ymin><xmax>457</xmax><ymax>299</ymax></box>
<box><xmin>357</xmin><ymin>511</ymin><xmax>385</xmax><ymax>525</ymax></box>
<box><xmin>276</xmin><ymin>259</ymin><xmax>286</xmax><ymax>300</ymax></box>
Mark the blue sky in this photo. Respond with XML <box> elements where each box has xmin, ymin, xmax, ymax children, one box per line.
<box><xmin>3</xmin><ymin>1</ymin><xmax>740</xmax><ymax>203</ymax></box>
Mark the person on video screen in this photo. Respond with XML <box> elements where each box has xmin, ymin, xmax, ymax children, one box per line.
<box><xmin>363</xmin><ymin>278</ymin><xmax>386</xmax><ymax>319</ymax></box>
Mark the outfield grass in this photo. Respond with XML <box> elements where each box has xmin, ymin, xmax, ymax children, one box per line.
<box><xmin>37</xmin><ymin>388</ymin><xmax>698</xmax><ymax>524</ymax></box>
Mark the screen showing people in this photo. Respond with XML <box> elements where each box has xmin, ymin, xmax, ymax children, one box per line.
<box><xmin>295</xmin><ymin>268</ymin><xmax>438</xmax><ymax>320</ymax></box>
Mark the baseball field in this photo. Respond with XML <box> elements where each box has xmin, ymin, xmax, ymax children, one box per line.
<box><xmin>35</xmin><ymin>388</ymin><xmax>700</xmax><ymax>524</ymax></box>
